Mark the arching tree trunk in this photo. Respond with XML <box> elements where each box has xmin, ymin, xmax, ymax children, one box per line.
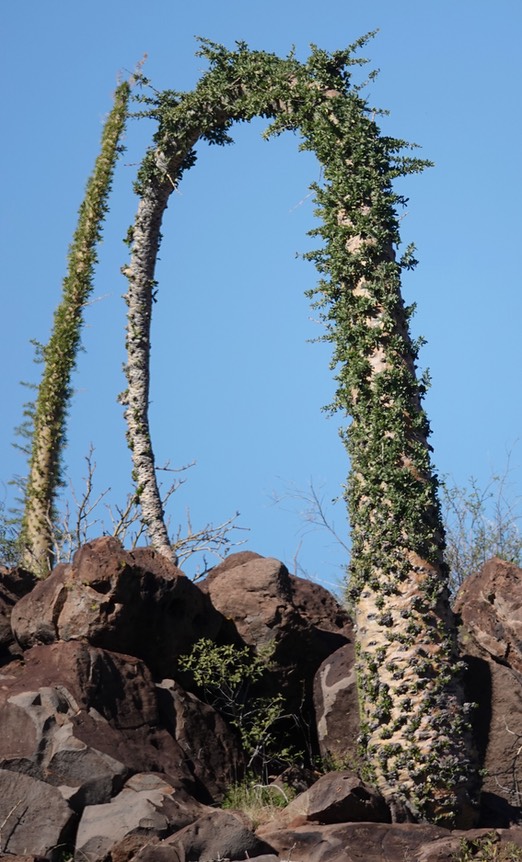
<box><xmin>120</xmin><ymin>176</ymin><xmax>180</xmax><ymax>562</ymax></box>
<box><xmin>301</xmin><ymin>93</ymin><xmax>479</xmax><ymax>824</ymax></box>
<box><xmin>122</xmin><ymin>42</ymin><xmax>479</xmax><ymax>823</ymax></box>
<box><xmin>22</xmin><ymin>81</ymin><xmax>130</xmax><ymax>575</ymax></box>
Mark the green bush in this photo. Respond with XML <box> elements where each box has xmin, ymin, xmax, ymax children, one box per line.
<box><xmin>178</xmin><ymin>638</ymin><xmax>297</xmax><ymax>779</ymax></box>
<box><xmin>452</xmin><ymin>832</ymin><xmax>522</xmax><ymax>861</ymax></box>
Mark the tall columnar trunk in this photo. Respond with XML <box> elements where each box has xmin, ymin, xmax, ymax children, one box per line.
<box><xmin>120</xmin><ymin>54</ymin><xmax>288</xmax><ymax>559</ymax></box>
<box><xmin>22</xmin><ymin>81</ymin><xmax>130</xmax><ymax>575</ymax></box>
<box><xmin>120</xmin><ymin>174</ymin><xmax>180</xmax><ymax>561</ymax></box>
<box><xmin>344</xmin><ymin>246</ymin><xmax>476</xmax><ymax>825</ymax></box>
<box><xmin>122</xmin><ymin>41</ymin><xmax>479</xmax><ymax>822</ymax></box>
<box><xmin>302</xmin><ymin>95</ymin><xmax>479</xmax><ymax>824</ymax></box>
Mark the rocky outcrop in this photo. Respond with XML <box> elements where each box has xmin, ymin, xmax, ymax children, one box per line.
<box><xmin>75</xmin><ymin>773</ymin><xmax>210</xmax><ymax>861</ymax></box>
<box><xmin>313</xmin><ymin>642</ymin><xmax>359</xmax><ymax>768</ymax></box>
<box><xmin>257</xmin><ymin>822</ymin><xmax>522</xmax><ymax>862</ymax></box>
<box><xmin>281</xmin><ymin>770</ymin><xmax>391</xmax><ymax>825</ymax></box>
<box><xmin>455</xmin><ymin>557</ymin><xmax>522</xmax><ymax>823</ymax></box>
<box><xmin>201</xmin><ymin>555</ymin><xmax>352</xmax><ymax>756</ymax></box>
<box><xmin>455</xmin><ymin>557</ymin><xmax>522</xmax><ymax>673</ymax></box>
<box><xmin>156</xmin><ymin>678</ymin><xmax>244</xmax><ymax>800</ymax></box>
<box><xmin>0</xmin><ymin>641</ymin><xmax>198</xmax><ymax>802</ymax></box>
<box><xmin>159</xmin><ymin>810</ymin><xmax>275</xmax><ymax>862</ymax></box>
<box><xmin>11</xmin><ymin>537</ymin><xmax>224</xmax><ymax>678</ymax></box>
<box><xmin>0</xmin><ymin>768</ymin><xmax>77</xmax><ymax>858</ymax></box>
<box><xmin>0</xmin><ymin>565</ymin><xmax>38</xmax><ymax>662</ymax></box>
<box><xmin>1</xmin><ymin>545</ymin><xmax>522</xmax><ymax>859</ymax></box>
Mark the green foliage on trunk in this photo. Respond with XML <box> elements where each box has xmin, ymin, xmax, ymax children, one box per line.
<box><xmin>21</xmin><ymin>80</ymin><xmax>130</xmax><ymax>575</ymax></box>
<box><xmin>123</xmin><ymin>37</ymin><xmax>478</xmax><ymax>824</ymax></box>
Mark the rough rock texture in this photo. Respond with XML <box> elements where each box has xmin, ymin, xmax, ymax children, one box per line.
<box><xmin>313</xmin><ymin>642</ymin><xmax>359</xmax><ymax>768</ymax></box>
<box><xmin>156</xmin><ymin>678</ymin><xmax>244</xmax><ymax>802</ymax></box>
<box><xmin>455</xmin><ymin>558</ymin><xmax>522</xmax><ymax>823</ymax></box>
<box><xmin>202</xmin><ymin>556</ymin><xmax>303</xmax><ymax>648</ymax></box>
<box><xmin>288</xmin><ymin>574</ymin><xmax>352</xmax><ymax>636</ymax></box>
<box><xmin>258</xmin><ymin>822</ymin><xmax>522</xmax><ymax>862</ymax></box>
<box><xmin>455</xmin><ymin>557</ymin><xmax>522</xmax><ymax>673</ymax></box>
<box><xmin>257</xmin><ymin>821</ymin><xmax>449</xmax><ymax>862</ymax></box>
<box><xmin>0</xmin><ymin>641</ymin><xmax>198</xmax><ymax>801</ymax></box>
<box><xmin>162</xmin><ymin>810</ymin><xmax>275</xmax><ymax>861</ymax></box>
<box><xmin>282</xmin><ymin>770</ymin><xmax>391</xmax><ymax>825</ymax></box>
<box><xmin>11</xmin><ymin>537</ymin><xmax>224</xmax><ymax>678</ymax></box>
<box><xmin>201</xmin><ymin>554</ymin><xmax>351</xmax><ymax>750</ymax></box>
<box><xmin>3</xmin><ymin>544</ymin><xmax>522</xmax><ymax>859</ymax></box>
<box><xmin>0</xmin><ymin>768</ymin><xmax>76</xmax><ymax>858</ymax></box>
<box><xmin>76</xmin><ymin>773</ymin><xmax>209</xmax><ymax>862</ymax></box>
<box><xmin>0</xmin><ymin>566</ymin><xmax>38</xmax><ymax>662</ymax></box>
<box><xmin>130</xmin><ymin>844</ymin><xmax>183</xmax><ymax>862</ymax></box>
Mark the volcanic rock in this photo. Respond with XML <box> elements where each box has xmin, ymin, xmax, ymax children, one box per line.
<box><xmin>313</xmin><ymin>642</ymin><xmax>359</xmax><ymax>768</ymax></box>
<box><xmin>76</xmin><ymin>772</ymin><xmax>209</xmax><ymax>862</ymax></box>
<box><xmin>281</xmin><ymin>770</ymin><xmax>390</xmax><ymax>825</ymax></box>
<box><xmin>11</xmin><ymin>537</ymin><xmax>224</xmax><ymax>678</ymax></box>
<box><xmin>0</xmin><ymin>565</ymin><xmax>38</xmax><ymax>662</ymax></box>
<box><xmin>455</xmin><ymin>557</ymin><xmax>522</xmax><ymax>822</ymax></box>
<box><xmin>0</xmin><ymin>768</ymin><xmax>76</xmax><ymax>858</ymax></box>
<box><xmin>0</xmin><ymin>641</ymin><xmax>197</xmax><ymax>803</ymax></box>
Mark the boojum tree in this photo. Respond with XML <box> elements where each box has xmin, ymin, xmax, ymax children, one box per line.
<box><xmin>121</xmin><ymin>39</ymin><xmax>479</xmax><ymax>825</ymax></box>
<box><xmin>21</xmin><ymin>81</ymin><xmax>130</xmax><ymax>575</ymax></box>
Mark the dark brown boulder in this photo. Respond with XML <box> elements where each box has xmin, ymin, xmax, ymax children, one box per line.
<box><xmin>288</xmin><ymin>574</ymin><xmax>352</xmax><ymax>635</ymax></box>
<box><xmin>11</xmin><ymin>537</ymin><xmax>224</xmax><ymax>678</ymax></box>
<box><xmin>0</xmin><ymin>566</ymin><xmax>38</xmax><ymax>662</ymax></box>
<box><xmin>201</xmin><ymin>551</ymin><xmax>264</xmax><ymax>583</ymax></box>
<box><xmin>0</xmin><ymin>769</ymin><xmax>76</xmax><ymax>859</ymax></box>
<box><xmin>200</xmin><ymin>555</ymin><xmax>351</xmax><ymax>759</ymax></box>
<box><xmin>281</xmin><ymin>770</ymin><xmax>390</xmax><ymax>825</ymax></box>
<box><xmin>0</xmin><ymin>641</ymin><xmax>197</xmax><ymax>805</ymax></box>
<box><xmin>257</xmin><ymin>821</ymin><xmax>522</xmax><ymax>862</ymax></box>
<box><xmin>454</xmin><ymin>557</ymin><xmax>522</xmax><ymax>673</ymax></box>
<box><xmin>313</xmin><ymin>642</ymin><xmax>359</xmax><ymax>769</ymax></box>
<box><xmin>202</xmin><ymin>556</ymin><xmax>297</xmax><ymax>648</ymax></box>
<box><xmin>156</xmin><ymin>678</ymin><xmax>244</xmax><ymax>802</ymax></box>
<box><xmin>131</xmin><ymin>845</ymin><xmax>183</xmax><ymax>862</ymax></box>
<box><xmin>454</xmin><ymin>558</ymin><xmax>522</xmax><ymax>822</ymax></box>
<box><xmin>162</xmin><ymin>810</ymin><xmax>275</xmax><ymax>861</ymax></box>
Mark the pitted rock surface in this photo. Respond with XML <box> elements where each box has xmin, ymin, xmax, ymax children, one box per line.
<box><xmin>11</xmin><ymin>537</ymin><xmax>224</xmax><ymax>677</ymax></box>
<box><xmin>0</xmin><ymin>641</ymin><xmax>197</xmax><ymax>803</ymax></box>
<box><xmin>313</xmin><ymin>642</ymin><xmax>359</xmax><ymax>767</ymax></box>
<box><xmin>76</xmin><ymin>773</ymin><xmax>210</xmax><ymax>862</ymax></box>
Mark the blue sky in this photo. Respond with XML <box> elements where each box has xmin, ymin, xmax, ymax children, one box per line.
<box><xmin>2</xmin><ymin>1</ymin><xmax>521</xmax><ymax>587</ymax></box>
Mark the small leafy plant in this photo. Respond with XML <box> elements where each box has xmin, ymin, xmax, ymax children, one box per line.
<box><xmin>178</xmin><ymin>638</ymin><xmax>297</xmax><ymax>780</ymax></box>
<box><xmin>452</xmin><ymin>832</ymin><xmax>522</xmax><ymax>861</ymax></box>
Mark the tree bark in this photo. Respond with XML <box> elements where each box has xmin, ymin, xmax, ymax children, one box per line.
<box><xmin>122</xmin><ymin>45</ymin><xmax>479</xmax><ymax>823</ymax></box>
<box><xmin>22</xmin><ymin>81</ymin><xmax>130</xmax><ymax>575</ymax></box>
<box><xmin>120</xmin><ymin>173</ymin><xmax>181</xmax><ymax>561</ymax></box>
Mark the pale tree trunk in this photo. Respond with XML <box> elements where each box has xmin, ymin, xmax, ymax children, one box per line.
<box><xmin>120</xmin><ymin>80</ymin><xmax>282</xmax><ymax>559</ymax></box>
<box><xmin>122</xmin><ymin>46</ymin><xmax>478</xmax><ymax>824</ymax></box>
<box><xmin>337</xmin><ymin>230</ymin><xmax>478</xmax><ymax>825</ymax></box>
<box><xmin>22</xmin><ymin>81</ymin><xmax>130</xmax><ymax>575</ymax></box>
<box><xmin>297</xmin><ymin>84</ymin><xmax>479</xmax><ymax>823</ymax></box>
<box><xmin>120</xmin><ymin>174</ymin><xmax>178</xmax><ymax>561</ymax></box>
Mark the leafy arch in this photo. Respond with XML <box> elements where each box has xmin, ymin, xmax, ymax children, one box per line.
<box><xmin>122</xmin><ymin>36</ymin><xmax>422</xmax><ymax>557</ymax></box>
<box><xmin>121</xmin><ymin>38</ymin><xmax>478</xmax><ymax>825</ymax></box>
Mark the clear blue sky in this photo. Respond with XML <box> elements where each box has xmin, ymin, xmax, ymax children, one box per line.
<box><xmin>2</xmin><ymin>1</ymin><xmax>521</xmax><ymax>587</ymax></box>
